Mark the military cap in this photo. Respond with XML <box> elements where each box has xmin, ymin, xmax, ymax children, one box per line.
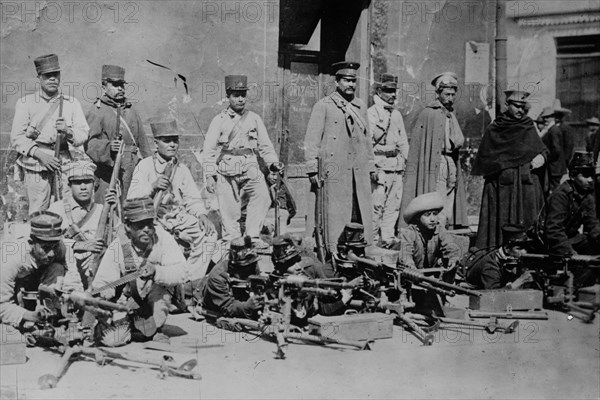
<box><xmin>504</xmin><ymin>90</ymin><xmax>530</xmax><ymax>104</ymax></box>
<box><xmin>271</xmin><ymin>234</ymin><xmax>300</xmax><ymax>265</ymax></box>
<box><xmin>569</xmin><ymin>151</ymin><xmax>595</xmax><ymax>173</ymax></box>
<box><xmin>332</xmin><ymin>61</ymin><xmax>360</xmax><ymax>78</ymax></box>
<box><xmin>225</xmin><ymin>75</ymin><xmax>248</xmax><ymax>91</ymax></box>
<box><xmin>501</xmin><ymin>224</ymin><xmax>532</xmax><ymax>246</ymax></box>
<box><xmin>539</xmin><ymin>106</ymin><xmax>555</xmax><ymax>119</ymax></box>
<box><xmin>65</xmin><ymin>160</ymin><xmax>97</xmax><ymax>182</ymax></box>
<box><xmin>586</xmin><ymin>117</ymin><xmax>600</xmax><ymax>126</ymax></box>
<box><xmin>337</xmin><ymin>223</ymin><xmax>367</xmax><ymax>248</ymax></box>
<box><xmin>150</xmin><ymin>119</ymin><xmax>179</xmax><ymax>137</ymax></box>
<box><xmin>229</xmin><ymin>236</ymin><xmax>259</xmax><ymax>266</ymax></box>
<box><xmin>123</xmin><ymin>197</ymin><xmax>155</xmax><ymax>223</ymax></box>
<box><xmin>102</xmin><ymin>65</ymin><xmax>126</xmax><ymax>83</ymax></box>
<box><xmin>552</xmin><ymin>99</ymin><xmax>571</xmax><ymax>115</ymax></box>
<box><xmin>34</xmin><ymin>54</ymin><xmax>60</xmax><ymax>75</ymax></box>
<box><xmin>431</xmin><ymin>72</ymin><xmax>458</xmax><ymax>89</ymax></box>
<box><xmin>403</xmin><ymin>192</ymin><xmax>444</xmax><ymax>224</ymax></box>
<box><xmin>29</xmin><ymin>211</ymin><xmax>63</xmax><ymax>241</ymax></box>
<box><xmin>377</xmin><ymin>73</ymin><xmax>398</xmax><ymax>90</ymax></box>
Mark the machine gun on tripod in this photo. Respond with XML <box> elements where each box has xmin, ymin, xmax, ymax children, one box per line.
<box><xmin>25</xmin><ymin>285</ymin><xmax>200</xmax><ymax>389</ymax></box>
<box><xmin>516</xmin><ymin>253</ymin><xmax>600</xmax><ymax>323</ymax></box>
<box><xmin>219</xmin><ymin>274</ymin><xmax>372</xmax><ymax>359</ymax></box>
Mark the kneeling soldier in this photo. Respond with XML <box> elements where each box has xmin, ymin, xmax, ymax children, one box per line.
<box><xmin>91</xmin><ymin>197</ymin><xmax>186</xmax><ymax>343</ymax></box>
<box><xmin>202</xmin><ymin>236</ymin><xmax>264</xmax><ymax>319</ymax></box>
<box><xmin>0</xmin><ymin>212</ymin><xmax>71</xmax><ymax>328</ymax></box>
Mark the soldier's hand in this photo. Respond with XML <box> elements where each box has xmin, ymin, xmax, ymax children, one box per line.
<box><xmin>24</xmin><ymin>305</ymin><xmax>53</xmax><ymax>323</ymax></box>
<box><xmin>110</xmin><ymin>139</ymin><xmax>123</xmax><ymax>153</ymax></box>
<box><xmin>198</xmin><ymin>214</ymin><xmax>216</xmax><ymax>235</ymax></box>
<box><xmin>33</xmin><ymin>149</ymin><xmax>61</xmax><ymax>172</ymax></box>
<box><xmin>25</xmin><ymin>125</ymin><xmax>41</xmax><ymax>140</ymax></box>
<box><xmin>55</xmin><ymin>118</ymin><xmax>68</xmax><ymax>133</ymax></box>
<box><xmin>205</xmin><ymin>176</ymin><xmax>217</xmax><ymax>194</ymax></box>
<box><xmin>152</xmin><ymin>175</ymin><xmax>170</xmax><ymax>191</ymax></box>
<box><xmin>308</xmin><ymin>173</ymin><xmax>319</xmax><ymax>187</ymax></box>
<box><xmin>245</xmin><ymin>294</ymin><xmax>264</xmax><ymax>311</ymax></box>
<box><xmin>74</xmin><ymin>239</ymin><xmax>104</xmax><ymax>253</ymax></box>
<box><xmin>104</xmin><ymin>189</ymin><xmax>117</xmax><ymax>205</ymax></box>
<box><xmin>349</xmin><ymin>276</ymin><xmax>364</xmax><ymax>288</ymax></box>
<box><xmin>531</xmin><ymin>154</ymin><xmax>545</xmax><ymax>169</ymax></box>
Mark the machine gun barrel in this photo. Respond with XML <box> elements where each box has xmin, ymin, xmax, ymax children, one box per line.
<box><xmin>519</xmin><ymin>253</ymin><xmax>600</xmax><ymax>267</ymax></box>
<box><xmin>67</xmin><ymin>291</ymin><xmax>130</xmax><ymax>313</ymax></box>
<box><xmin>399</xmin><ymin>267</ymin><xmax>482</xmax><ymax>297</ymax></box>
<box><xmin>281</xmin><ymin>275</ymin><xmax>356</xmax><ymax>290</ymax></box>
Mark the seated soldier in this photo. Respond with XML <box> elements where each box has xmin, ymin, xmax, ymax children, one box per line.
<box><xmin>48</xmin><ymin>160</ymin><xmax>117</xmax><ymax>289</ymax></box>
<box><xmin>543</xmin><ymin>151</ymin><xmax>600</xmax><ymax>256</ymax></box>
<box><xmin>201</xmin><ymin>236</ymin><xmax>264</xmax><ymax>319</ymax></box>
<box><xmin>0</xmin><ymin>212</ymin><xmax>73</xmax><ymax>329</ymax></box>
<box><xmin>127</xmin><ymin>119</ymin><xmax>222</xmax><ymax>283</ymax></box>
<box><xmin>91</xmin><ymin>197</ymin><xmax>186</xmax><ymax>343</ymax></box>
<box><xmin>397</xmin><ymin>192</ymin><xmax>461</xmax><ymax>270</ymax></box>
<box><xmin>466</xmin><ymin>224</ymin><xmax>534</xmax><ymax>290</ymax></box>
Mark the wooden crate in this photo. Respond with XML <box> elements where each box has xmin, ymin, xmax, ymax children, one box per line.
<box><xmin>308</xmin><ymin>312</ymin><xmax>394</xmax><ymax>341</ymax></box>
<box><xmin>469</xmin><ymin>289</ymin><xmax>543</xmax><ymax>312</ymax></box>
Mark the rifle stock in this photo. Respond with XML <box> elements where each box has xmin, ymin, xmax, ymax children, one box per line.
<box><xmin>49</xmin><ymin>94</ymin><xmax>65</xmax><ymax>203</ymax></box>
<box><xmin>314</xmin><ymin>157</ymin><xmax>327</xmax><ymax>262</ymax></box>
<box><xmin>153</xmin><ymin>157</ymin><xmax>178</xmax><ymax>212</ymax></box>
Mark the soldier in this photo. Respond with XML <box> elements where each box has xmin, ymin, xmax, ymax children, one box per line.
<box><xmin>91</xmin><ymin>197</ymin><xmax>186</xmax><ymax>343</ymax></box>
<box><xmin>128</xmin><ymin>119</ymin><xmax>222</xmax><ymax>282</ymax></box>
<box><xmin>398</xmin><ymin>192</ymin><xmax>461</xmax><ymax>270</ymax></box>
<box><xmin>472</xmin><ymin>90</ymin><xmax>548</xmax><ymax>248</ymax></box>
<box><xmin>466</xmin><ymin>224</ymin><xmax>534</xmax><ymax>290</ymax></box>
<box><xmin>543</xmin><ymin>100</ymin><xmax>573</xmax><ymax>192</ymax></box>
<box><xmin>368</xmin><ymin>73</ymin><xmax>409</xmax><ymax>247</ymax></box>
<box><xmin>48</xmin><ymin>160</ymin><xmax>116</xmax><ymax>288</ymax></box>
<box><xmin>10</xmin><ymin>54</ymin><xmax>89</xmax><ymax>212</ymax></box>
<box><xmin>542</xmin><ymin>152</ymin><xmax>600</xmax><ymax>256</ymax></box>
<box><xmin>0</xmin><ymin>212</ymin><xmax>73</xmax><ymax>327</ymax></box>
<box><xmin>304</xmin><ymin>62</ymin><xmax>376</xmax><ymax>253</ymax></box>
<box><xmin>203</xmin><ymin>75</ymin><xmax>280</xmax><ymax>247</ymax></box>
<box><xmin>201</xmin><ymin>236</ymin><xmax>264</xmax><ymax>319</ymax></box>
<box><xmin>85</xmin><ymin>65</ymin><xmax>152</xmax><ymax>204</ymax></box>
<box><xmin>400</xmin><ymin>72</ymin><xmax>468</xmax><ymax>230</ymax></box>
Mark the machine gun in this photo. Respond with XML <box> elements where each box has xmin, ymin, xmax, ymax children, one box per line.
<box><xmin>220</xmin><ymin>274</ymin><xmax>371</xmax><ymax>359</ymax></box>
<box><xmin>517</xmin><ymin>253</ymin><xmax>600</xmax><ymax>322</ymax></box>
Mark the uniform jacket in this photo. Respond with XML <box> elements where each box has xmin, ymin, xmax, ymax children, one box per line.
<box><xmin>84</xmin><ymin>96</ymin><xmax>151</xmax><ymax>200</ymax></box>
<box><xmin>201</xmin><ymin>259</ymin><xmax>261</xmax><ymax>319</ymax></box>
<box><xmin>128</xmin><ymin>154</ymin><xmax>208</xmax><ymax>218</ymax></box>
<box><xmin>11</xmin><ymin>91</ymin><xmax>89</xmax><ymax>172</ymax></box>
<box><xmin>400</xmin><ymin>101</ymin><xmax>468</xmax><ymax>228</ymax></box>
<box><xmin>466</xmin><ymin>248</ymin><xmax>514</xmax><ymax>289</ymax></box>
<box><xmin>304</xmin><ymin>91</ymin><xmax>375</xmax><ymax>249</ymax></box>
<box><xmin>203</xmin><ymin>108</ymin><xmax>278</xmax><ymax>178</ymax></box>
<box><xmin>91</xmin><ymin>225</ymin><xmax>186</xmax><ymax>300</ymax></box>
<box><xmin>543</xmin><ymin>123</ymin><xmax>573</xmax><ymax>178</ymax></box>
<box><xmin>48</xmin><ymin>196</ymin><xmax>104</xmax><ymax>242</ymax></box>
<box><xmin>368</xmin><ymin>95</ymin><xmax>409</xmax><ymax>172</ymax></box>
<box><xmin>543</xmin><ymin>180</ymin><xmax>600</xmax><ymax>255</ymax></box>
<box><xmin>399</xmin><ymin>225</ymin><xmax>461</xmax><ymax>269</ymax></box>
<box><xmin>0</xmin><ymin>238</ymin><xmax>67</xmax><ymax>325</ymax></box>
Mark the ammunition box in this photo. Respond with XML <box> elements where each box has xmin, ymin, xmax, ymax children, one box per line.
<box><xmin>469</xmin><ymin>289</ymin><xmax>543</xmax><ymax>312</ymax></box>
<box><xmin>308</xmin><ymin>312</ymin><xmax>394</xmax><ymax>341</ymax></box>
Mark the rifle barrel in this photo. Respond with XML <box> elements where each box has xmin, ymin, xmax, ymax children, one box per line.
<box><xmin>400</xmin><ymin>268</ymin><xmax>482</xmax><ymax>297</ymax></box>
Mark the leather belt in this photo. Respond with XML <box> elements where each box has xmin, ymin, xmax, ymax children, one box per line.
<box><xmin>374</xmin><ymin>149</ymin><xmax>399</xmax><ymax>157</ymax></box>
<box><xmin>221</xmin><ymin>148</ymin><xmax>255</xmax><ymax>156</ymax></box>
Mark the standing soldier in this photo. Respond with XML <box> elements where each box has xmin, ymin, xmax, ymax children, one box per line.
<box><xmin>472</xmin><ymin>90</ymin><xmax>548</xmax><ymax>248</ymax></box>
<box><xmin>368</xmin><ymin>73</ymin><xmax>409</xmax><ymax>247</ymax></box>
<box><xmin>85</xmin><ymin>65</ymin><xmax>152</xmax><ymax>204</ymax></box>
<box><xmin>400</xmin><ymin>72</ymin><xmax>468</xmax><ymax>230</ymax></box>
<box><xmin>10</xmin><ymin>54</ymin><xmax>89</xmax><ymax>213</ymax></box>
<box><xmin>203</xmin><ymin>75</ymin><xmax>280</xmax><ymax>247</ymax></box>
<box><xmin>128</xmin><ymin>119</ymin><xmax>221</xmax><ymax>281</ymax></box>
<box><xmin>304</xmin><ymin>61</ymin><xmax>376</xmax><ymax>253</ymax></box>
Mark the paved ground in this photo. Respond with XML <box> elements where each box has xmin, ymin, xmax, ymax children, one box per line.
<box><xmin>1</xmin><ymin>295</ymin><xmax>599</xmax><ymax>400</ymax></box>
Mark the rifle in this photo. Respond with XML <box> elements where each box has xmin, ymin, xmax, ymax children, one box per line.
<box><xmin>517</xmin><ymin>253</ymin><xmax>600</xmax><ymax>322</ymax></box>
<box><xmin>49</xmin><ymin>94</ymin><xmax>64</xmax><ymax>203</ymax></box>
<box><xmin>153</xmin><ymin>157</ymin><xmax>179</xmax><ymax>213</ymax></box>
<box><xmin>86</xmin><ymin>106</ymin><xmax>125</xmax><ymax>287</ymax></box>
<box><xmin>314</xmin><ymin>157</ymin><xmax>327</xmax><ymax>262</ymax></box>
